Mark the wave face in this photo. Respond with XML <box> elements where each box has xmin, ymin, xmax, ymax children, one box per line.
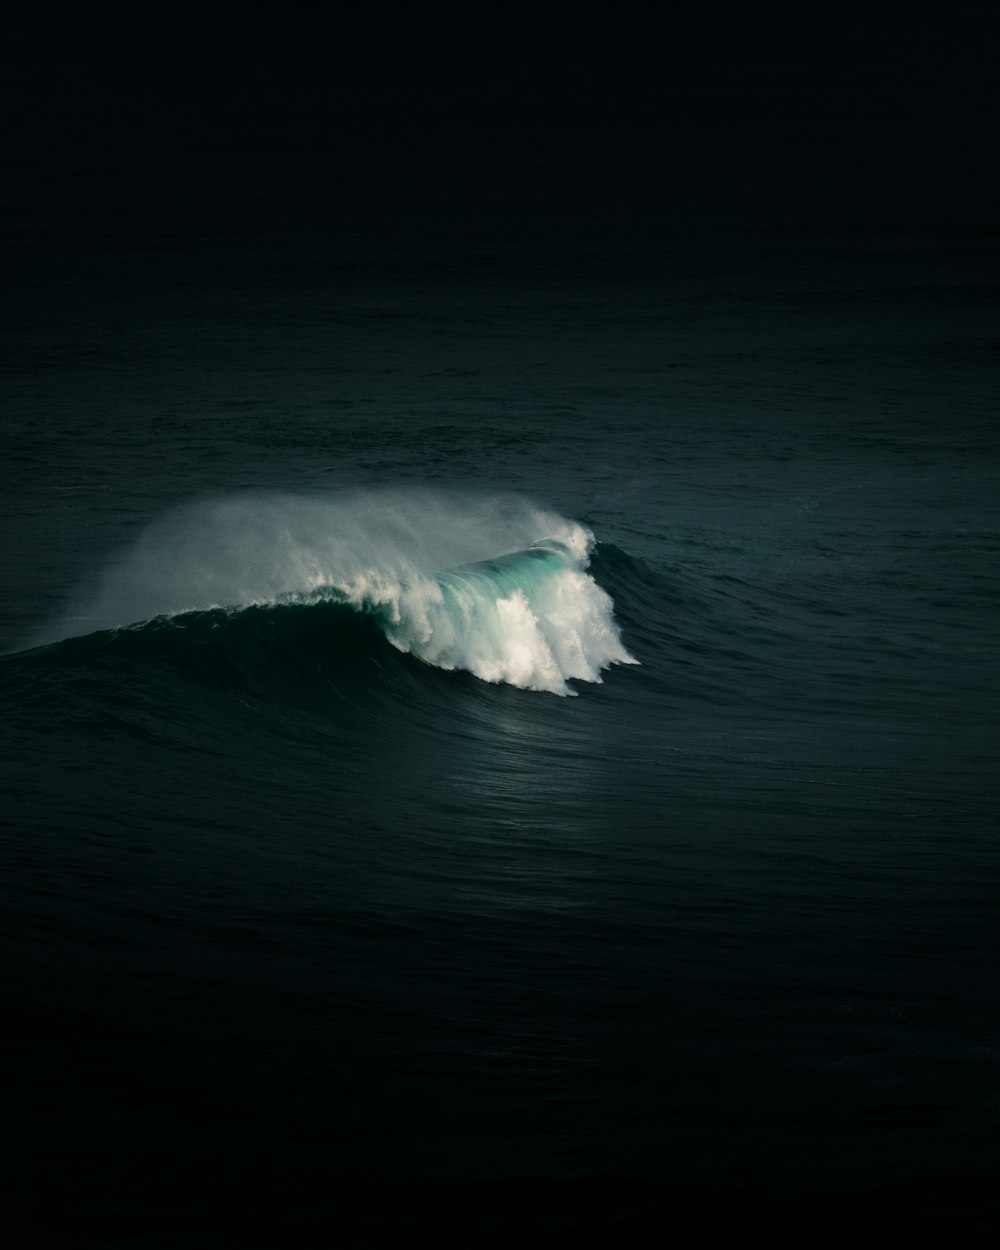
<box><xmin>41</xmin><ymin>489</ymin><xmax>636</xmax><ymax>695</ymax></box>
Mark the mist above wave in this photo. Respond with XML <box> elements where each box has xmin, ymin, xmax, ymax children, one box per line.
<box><xmin>44</xmin><ymin>488</ymin><xmax>637</xmax><ymax>694</ymax></box>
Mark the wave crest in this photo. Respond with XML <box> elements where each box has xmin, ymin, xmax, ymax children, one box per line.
<box><xmin>43</xmin><ymin>490</ymin><xmax>637</xmax><ymax>695</ymax></box>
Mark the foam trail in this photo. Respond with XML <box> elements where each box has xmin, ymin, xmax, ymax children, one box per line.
<box><xmin>42</xmin><ymin>489</ymin><xmax>637</xmax><ymax>694</ymax></box>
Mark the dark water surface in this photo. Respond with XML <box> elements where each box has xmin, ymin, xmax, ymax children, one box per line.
<box><xmin>2</xmin><ymin>159</ymin><xmax>999</xmax><ymax>1245</ymax></box>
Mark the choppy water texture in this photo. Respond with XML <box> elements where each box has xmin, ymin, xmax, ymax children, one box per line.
<box><xmin>2</xmin><ymin>166</ymin><xmax>999</xmax><ymax>1246</ymax></box>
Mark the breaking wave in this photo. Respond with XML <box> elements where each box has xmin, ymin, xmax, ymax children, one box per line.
<box><xmin>40</xmin><ymin>489</ymin><xmax>637</xmax><ymax>695</ymax></box>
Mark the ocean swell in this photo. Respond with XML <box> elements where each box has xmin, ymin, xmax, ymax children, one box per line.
<box><xmin>42</xmin><ymin>489</ymin><xmax>637</xmax><ymax>695</ymax></box>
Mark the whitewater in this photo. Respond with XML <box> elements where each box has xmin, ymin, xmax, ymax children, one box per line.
<box><xmin>41</xmin><ymin>489</ymin><xmax>637</xmax><ymax>695</ymax></box>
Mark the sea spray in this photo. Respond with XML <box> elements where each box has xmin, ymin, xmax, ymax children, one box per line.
<box><xmin>42</xmin><ymin>489</ymin><xmax>637</xmax><ymax>694</ymax></box>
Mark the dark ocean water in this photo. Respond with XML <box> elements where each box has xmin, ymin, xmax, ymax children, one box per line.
<box><xmin>2</xmin><ymin>160</ymin><xmax>999</xmax><ymax>1246</ymax></box>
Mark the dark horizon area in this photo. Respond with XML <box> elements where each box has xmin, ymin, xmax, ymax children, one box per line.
<box><xmin>4</xmin><ymin>2</ymin><xmax>996</xmax><ymax>181</ymax></box>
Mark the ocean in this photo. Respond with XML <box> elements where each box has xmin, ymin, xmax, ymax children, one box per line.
<box><xmin>2</xmin><ymin>156</ymin><xmax>999</xmax><ymax>1246</ymax></box>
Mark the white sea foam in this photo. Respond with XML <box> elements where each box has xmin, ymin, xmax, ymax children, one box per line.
<box><xmin>45</xmin><ymin>489</ymin><xmax>637</xmax><ymax>694</ymax></box>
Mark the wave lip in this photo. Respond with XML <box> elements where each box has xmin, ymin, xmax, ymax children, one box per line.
<box><xmin>42</xmin><ymin>490</ymin><xmax>638</xmax><ymax>696</ymax></box>
<box><xmin>369</xmin><ymin>541</ymin><xmax>636</xmax><ymax>694</ymax></box>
